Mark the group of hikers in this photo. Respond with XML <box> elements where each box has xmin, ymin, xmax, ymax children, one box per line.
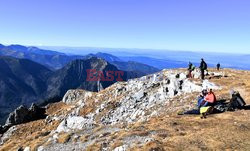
<box><xmin>180</xmin><ymin>59</ymin><xmax>247</xmax><ymax>118</ymax></box>
<box><xmin>179</xmin><ymin>88</ymin><xmax>246</xmax><ymax>118</ymax></box>
<box><xmin>187</xmin><ymin>58</ymin><xmax>221</xmax><ymax>80</ymax></box>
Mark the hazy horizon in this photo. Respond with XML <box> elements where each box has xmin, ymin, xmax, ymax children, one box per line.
<box><xmin>1</xmin><ymin>42</ymin><xmax>250</xmax><ymax>56</ymax></box>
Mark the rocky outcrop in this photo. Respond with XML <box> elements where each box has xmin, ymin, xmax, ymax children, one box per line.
<box><xmin>62</xmin><ymin>89</ymin><xmax>93</xmax><ymax>104</ymax></box>
<box><xmin>0</xmin><ymin>104</ymin><xmax>46</xmax><ymax>134</ymax></box>
<box><xmin>28</xmin><ymin>103</ymin><xmax>47</xmax><ymax>121</ymax></box>
<box><xmin>56</xmin><ymin>115</ymin><xmax>96</xmax><ymax>133</ymax></box>
<box><xmin>5</xmin><ymin>105</ymin><xmax>30</xmax><ymax>126</ymax></box>
<box><xmin>0</xmin><ymin>126</ymin><xmax>16</xmax><ymax>145</ymax></box>
<box><xmin>5</xmin><ymin>103</ymin><xmax>46</xmax><ymax>126</ymax></box>
<box><xmin>0</xmin><ymin>125</ymin><xmax>11</xmax><ymax>135</ymax></box>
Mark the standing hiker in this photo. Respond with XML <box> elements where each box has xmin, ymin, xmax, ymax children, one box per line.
<box><xmin>217</xmin><ymin>63</ymin><xmax>220</xmax><ymax>70</ymax></box>
<box><xmin>187</xmin><ymin>62</ymin><xmax>195</xmax><ymax>78</ymax></box>
<box><xmin>199</xmin><ymin>58</ymin><xmax>207</xmax><ymax>80</ymax></box>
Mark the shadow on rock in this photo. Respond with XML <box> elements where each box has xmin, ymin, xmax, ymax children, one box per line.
<box><xmin>0</xmin><ymin>103</ymin><xmax>47</xmax><ymax>134</ymax></box>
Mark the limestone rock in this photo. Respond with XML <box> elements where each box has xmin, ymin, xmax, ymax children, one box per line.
<box><xmin>62</xmin><ymin>89</ymin><xmax>92</xmax><ymax>104</ymax></box>
<box><xmin>5</xmin><ymin>105</ymin><xmax>29</xmax><ymax>126</ymax></box>
<box><xmin>3</xmin><ymin>104</ymin><xmax>46</xmax><ymax>132</ymax></box>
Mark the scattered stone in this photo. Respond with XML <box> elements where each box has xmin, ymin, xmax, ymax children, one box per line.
<box><xmin>113</xmin><ymin>145</ymin><xmax>128</xmax><ymax>151</ymax></box>
<box><xmin>56</xmin><ymin>116</ymin><xmax>95</xmax><ymax>132</ymax></box>
<box><xmin>37</xmin><ymin>146</ymin><xmax>44</xmax><ymax>151</ymax></box>
<box><xmin>23</xmin><ymin>147</ymin><xmax>30</xmax><ymax>151</ymax></box>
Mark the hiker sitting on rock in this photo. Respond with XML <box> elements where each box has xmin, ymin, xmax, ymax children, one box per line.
<box><xmin>197</xmin><ymin>89</ymin><xmax>208</xmax><ymax>108</ymax></box>
<box><xmin>198</xmin><ymin>89</ymin><xmax>216</xmax><ymax>108</ymax></box>
<box><xmin>179</xmin><ymin>89</ymin><xmax>217</xmax><ymax>115</ymax></box>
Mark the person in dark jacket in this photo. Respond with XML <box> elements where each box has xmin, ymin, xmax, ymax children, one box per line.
<box><xmin>197</xmin><ymin>89</ymin><xmax>208</xmax><ymax>108</ymax></box>
<box><xmin>199</xmin><ymin>58</ymin><xmax>207</xmax><ymax>80</ymax></box>
<box><xmin>217</xmin><ymin>63</ymin><xmax>220</xmax><ymax>70</ymax></box>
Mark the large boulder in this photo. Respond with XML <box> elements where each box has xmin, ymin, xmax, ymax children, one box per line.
<box><xmin>62</xmin><ymin>89</ymin><xmax>93</xmax><ymax>104</ymax></box>
<box><xmin>5</xmin><ymin>105</ymin><xmax>29</xmax><ymax>126</ymax></box>
<box><xmin>4</xmin><ymin>104</ymin><xmax>46</xmax><ymax>129</ymax></box>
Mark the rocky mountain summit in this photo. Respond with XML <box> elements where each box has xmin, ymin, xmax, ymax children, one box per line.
<box><xmin>1</xmin><ymin>68</ymin><xmax>250</xmax><ymax>150</ymax></box>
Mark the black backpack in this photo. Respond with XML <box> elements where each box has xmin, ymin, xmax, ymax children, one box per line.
<box><xmin>203</xmin><ymin>62</ymin><xmax>207</xmax><ymax>70</ymax></box>
<box><xmin>229</xmin><ymin>91</ymin><xmax>246</xmax><ymax>109</ymax></box>
<box><xmin>200</xmin><ymin>61</ymin><xmax>207</xmax><ymax>70</ymax></box>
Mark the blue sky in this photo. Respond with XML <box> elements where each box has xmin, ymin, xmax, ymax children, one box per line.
<box><xmin>0</xmin><ymin>0</ymin><xmax>250</xmax><ymax>53</ymax></box>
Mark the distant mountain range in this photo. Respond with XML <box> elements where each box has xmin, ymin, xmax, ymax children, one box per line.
<box><xmin>0</xmin><ymin>56</ymin><xmax>137</xmax><ymax>124</ymax></box>
<box><xmin>0</xmin><ymin>44</ymin><xmax>84</xmax><ymax>70</ymax></box>
<box><xmin>0</xmin><ymin>44</ymin><xmax>160</xmax><ymax>74</ymax></box>
<box><xmin>86</xmin><ymin>52</ymin><xmax>122</xmax><ymax>62</ymax></box>
<box><xmin>41</xmin><ymin>46</ymin><xmax>250</xmax><ymax>70</ymax></box>
<box><xmin>86</xmin><ymin>52</ymin><xmax>159</xmax><ymax>74</ymax></box>
<box><xmin>119</xmin><ymin>56</ymin><xmax>188</xmax><ymax>69</ymax></box>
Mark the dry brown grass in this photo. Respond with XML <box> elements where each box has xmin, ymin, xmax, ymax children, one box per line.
<box><xmin>57</xmin><ymin>132</ymin><xmax>72</xmax><ymax>144</ymax></box>
<box><xmin>110</xmin><ymin>141</ymin><xmax>124</xmax><ymax>150</ymax></box>
<box><xmin>79</xmin><ymin>135</ymin><xmax>89</xmax><ymax>142</ymax></box>
<box><xmin>85</xmin><ymin>143</ymin><xmax>102</xmax><ymax>151</ymax></box>
<box><xmin>46</xmin><ymin>102</ymin><xmax>72</xmax><ymax>116</ymax></box>
<box><xmin>79</xmin><ymin>106</ymin><xmax>95</xmax><ymax>116</ymax></box>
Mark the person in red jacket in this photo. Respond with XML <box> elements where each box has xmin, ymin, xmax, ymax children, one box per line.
<box><xmin>203</xmin><ymin>89</ymin><xmax>216</xmax><ymax>106</ymax></box>
<box><xmin>179</xmin><ymin>89</ymin><xmax>217</xmax><ymax>115</ymax></box>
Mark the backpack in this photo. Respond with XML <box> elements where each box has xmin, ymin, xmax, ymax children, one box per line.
<box><xmin>229</xmin><ymin>91</ymin><xmax>246</xmax><ymax>109</ymax></box>
<box><xmin>203</xmin><ymin>62</ymin><xmax>207</xmax><ymax>70</ymax></box>
<box><xmin>191</xmin><ymin>65</ymin><xmax>195</xmax><ymax>71</ymax></box>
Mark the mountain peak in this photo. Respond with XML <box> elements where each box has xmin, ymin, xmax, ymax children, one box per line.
<box><xmin>86</xmin><ymin>52</ymin><xmax>122</xmax><ymax>62</ymax></box>
<box><xmin>2</xmin><ymin>68</ymin><xmax>249</xmax><ymax>150</ymax></box>
<box><xmin>68</xmin><ymin>57</ymin><xmax>108</xmax><ymax>68</ymax></box>
<box><xmin>45</xmin><ymin>57</ymin><xmax>126</xmax><ymax>101</ymax></box>
<box><xmin>8</xmin><ymin>44</ymin><xmax>28</xmax><ymax>51</ymax></box>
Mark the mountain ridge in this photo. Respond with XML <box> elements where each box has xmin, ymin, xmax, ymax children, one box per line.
<box><xmin>0</xmin><ymin>44</ymin><xmax>160</xmax><ymax>74</ymax></box>
<box><xmin>0</xmin><ymin>44</ymin><xmax>84</xmax><ymax>69</ymax></box>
